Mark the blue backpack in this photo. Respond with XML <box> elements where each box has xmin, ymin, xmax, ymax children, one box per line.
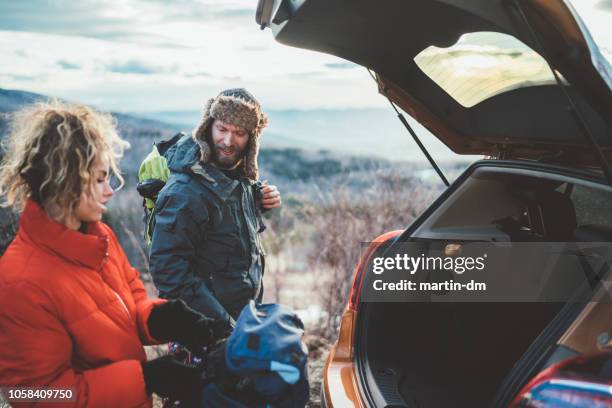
<box><xmin>201</xmin><ymin>301</ymin><xmax>310</xmax><ymax>408</ymax></box>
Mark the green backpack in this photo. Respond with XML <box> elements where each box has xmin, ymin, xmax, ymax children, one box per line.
<box><xmin>137</xmin><ymin>132</ymin><xmax>183</xmax><ymax>245</ymax></box>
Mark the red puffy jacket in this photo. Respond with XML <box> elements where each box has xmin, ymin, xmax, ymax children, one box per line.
<box><xmin>0</xmin><ymin>199</ymin><xmax>165</xmax><ymax>407</ymax></box>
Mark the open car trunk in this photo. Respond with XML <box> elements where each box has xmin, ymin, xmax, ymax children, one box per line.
<box><xmin>358</xmin><ymin>302</ymin><xmax>570</xmax><ymax>407</ymax></box>
<box><xmin>354</xmin><ymin>161</ymin><xmax>612</xmax><ymax>407</ymax></box>
<box><xmin>257</xmin><ymin>0</ymin><xmax>612</xmax><ymax>168</ymax></box>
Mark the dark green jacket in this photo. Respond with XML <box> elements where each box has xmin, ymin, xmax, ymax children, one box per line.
<box><xmin>149</xmin><ymin>135</ymin><xmax>265</xmax><ymax>324</ymax></box>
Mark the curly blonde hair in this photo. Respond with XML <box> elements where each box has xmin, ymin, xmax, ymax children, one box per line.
<box><xmin>0</xmin><ymin>100</ymin><xmax>129</xmax><ymax>221</ymax></box>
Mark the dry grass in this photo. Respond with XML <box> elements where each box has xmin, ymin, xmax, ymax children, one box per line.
<box><xmin>297</xmin><ymin>171</ymin><xmax>437</xmax><ymax>339</ymax></box>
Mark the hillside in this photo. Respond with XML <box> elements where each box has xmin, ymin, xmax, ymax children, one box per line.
<box><xmin>0</xmin><ymin>88</ymin><xmax>437</xmax><ymax>180</ymax></box>
<box><xmin>132</xmin><ymin>107</ymin><xmax>474</xmax><ymax>163</ymax></box>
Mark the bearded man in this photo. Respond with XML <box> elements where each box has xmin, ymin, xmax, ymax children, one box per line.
<box><xmin>148</xmin><ymin>88</ymin><xmax>281</xmax><ymax>332</ymax></box>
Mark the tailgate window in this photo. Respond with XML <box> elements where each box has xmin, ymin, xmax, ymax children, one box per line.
<box><xmin>414</xmin><ymin>31</ymin><xmax>562</xmax><ymax>108</ymax></box>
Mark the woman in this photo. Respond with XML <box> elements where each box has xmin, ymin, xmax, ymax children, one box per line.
<box><xmin>0</xmin><ymin>101</ymin><xmax>219</xmax><ymax>407</ymax></box>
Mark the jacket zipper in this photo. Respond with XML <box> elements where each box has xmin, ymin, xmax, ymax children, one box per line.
<box><xmin>242</xmin><ymin>183</ymin><xmax>259</xmax><ymax>299</ymax></box>
<box><xmin>111</xmin><ymin>289</ymin><xmax>131</xmax><ymax>320</ymax></box>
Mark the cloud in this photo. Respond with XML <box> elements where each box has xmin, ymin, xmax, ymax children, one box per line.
<box><xmin>325</xmin><ymin>62</ymin><xmax>358</xmax><ymax>70</ymax></box>
<box><xmin>0</xmin><ymin>1</ymin><xmax>255</xmax><ymax>46</ymax></box>
<box><xmin>157</xmin><ymin>4</ymin><xmax>253</xmax><ymax>22</ymax></box>
<box><xmin>214</xmin><ymin>8</ymin><xmax>252</xmax><ymax>18</ymax></box>
<box><xmin>222</xmin><ymin>76</ymin><xmax>242</xmax><ymax>81</ymax></box>
<box><xmin>0</xmin><ymin>1</ymin><xmax>132</xmax><ymax>40</ymax></box>
<box><xmin>184</xmin><ymin>71</ymin><xmax>211</xmax><ymax>78</ymax></box>
<box><xmin>0</xmin><ymin>2</ymin><xmax>394</xmax><ymax>111</ymax></box>
<box><xmin>288</xmin><ymin>72</ymin><xmax>325</xmax><ymax>79</ymax></box>
<box><xmin>1</xmin><ymin>73</ymin><xmax>43</xmax><ymax>81</ymax></box>
<box><xmin>595</xmin><ymin>0</ymin><xmax>612</xmax><ymax>11</ymax></box>
<box><xmin>57</xmin><ymin>60</ymin><xmax>81</xmax><ymax>70</ymax></box>
<box><xmin>105</xmin><ymin>59</ymin><xmax>176</xmax><ymax>75</ymax></box>
<box><xmin>243</xmin><ymin>45</ymin><xmax>268</xmax><ymax>52</ymax></box>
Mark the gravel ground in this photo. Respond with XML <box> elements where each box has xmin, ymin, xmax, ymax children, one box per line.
<box><xmin>305</xmin><ymin>335</ymin><xmax>332</xmax><ymax>408</ymax></box>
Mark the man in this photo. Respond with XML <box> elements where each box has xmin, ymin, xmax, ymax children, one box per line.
<box><xmin>148</xmin><ymin>88</ymin><xmax>281</xmax><ymax>332</ymax></box>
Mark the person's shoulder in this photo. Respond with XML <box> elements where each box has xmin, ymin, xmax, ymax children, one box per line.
<box><xmin>155</xmin><ymin>174</ymin><xmax>213</xmax><ymax>217</ymax></box>
<box><xmin>1</xmin><ymin>235</ymin><xmax>51</xmax><ymax>276</ymax></box>
<box><xmin>159</xmin><ymin>172</ymin><xmax>201</xmax><ymax>200</ymax></box>
<box><xmin>165</xmin><ymin>133</ymin><xmax>200</xmax><ymax>171</ymax></box>
<box><xmin>163</xmin><ymin>164</ymin><xmax>225</xmax><ymax>199</ymax></box>
<box><xmin>0</xmin><ymin>238</ymin><xmax>69</xmax><ymax>307</ymax></box>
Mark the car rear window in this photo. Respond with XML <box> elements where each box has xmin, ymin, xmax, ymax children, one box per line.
<box><xmin>414</xmin><ymin>31</ymin><xmax>561</xmax><ymax>108</ymax></box>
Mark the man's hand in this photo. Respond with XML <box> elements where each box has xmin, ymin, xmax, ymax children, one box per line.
<box><xmin>260</xmin><ymin>183</ymin><xmax>282</xmax><ymax>209</ymax></box>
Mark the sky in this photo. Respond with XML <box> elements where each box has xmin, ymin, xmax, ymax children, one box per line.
<box><xmin>0</xmin><ymin>0</ymin><xmax>381</xmax><ymax>112</ymax></box>
<box><xmin>0</xmin><ymin>0</ymin><xmax>610</xmax><ymax>113</ymax></box>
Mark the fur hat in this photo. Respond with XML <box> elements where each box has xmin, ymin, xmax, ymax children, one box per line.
<box><xmin>192</xmin><ymin>88</ymin><xmax>268</xmax><ymax>180</ymax></box>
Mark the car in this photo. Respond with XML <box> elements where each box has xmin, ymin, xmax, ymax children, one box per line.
<box><xmin>256</xmin><ymin>0</ymin><xmax>612</xmax><ymax>407</ymax></box>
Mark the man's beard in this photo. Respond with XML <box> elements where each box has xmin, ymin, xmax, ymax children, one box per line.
<box><xmin>212</xmin><ymin>143</ymin><xmax>246</xmax><ymax>169</ymax></box>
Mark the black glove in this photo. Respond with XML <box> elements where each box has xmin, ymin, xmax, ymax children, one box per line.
<box><xmin>141</xmin><ymin>355</ymin><xmax>201</xmax><ymax>400</ymax></box>
<box><xmin>148</xmin><ymin>299</ymin><xmax>231</xmax><ymax>355</ymax></box>
<box><xmin>203</xmin><ymin>340</ymin><xmax>266</xmax><ymax>405</ymax></box>
<box><xmin>202</xmin><ymin>340</ymin><xmax>234</xmax><ymax>388</ymax></box>
<box><xmin>211</xmin><ymin>317</ymin><xmax>235</xmax><ymax>340</ymax></box>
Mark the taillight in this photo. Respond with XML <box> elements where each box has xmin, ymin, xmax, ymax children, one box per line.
<box><xmin>511</xmin><ymin>352</ymin><xmax>612</xmax><ymax>408</ymax></box>
<box><xmin>347</xmin><ymin>230</ymin><xmax>402</xmax><ymax>311</ymax></box>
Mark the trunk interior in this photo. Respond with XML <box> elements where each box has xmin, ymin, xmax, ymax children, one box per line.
<box><xmin>360</xmin><ymin>301</ymin><xmax>564</xmax><ymax>407</ymax></box>
<box><xmin>355</xmin><ymin>162</ymin><xmax>612</xmax><ymax>407</ymax></box>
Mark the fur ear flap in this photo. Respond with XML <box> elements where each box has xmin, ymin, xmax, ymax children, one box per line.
<box><xmin>244</xmin><ymin>134</ymin><xmax>260</xmax><ymax>180</ymax></box>
<box><xmin>192</xmin><ymin>99</ymin><xmax>214</xmax><ymax>141</ymax></box>
<box><xmin>192</xmin><ymin>98</ymin><xmax>215</xmax><ymax>163</ymax></box>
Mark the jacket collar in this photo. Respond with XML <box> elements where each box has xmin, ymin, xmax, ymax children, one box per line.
<box><xmin>164</xmin><ymin>135</ymin><xmax>248</xmax><ymax>201</ymax></box>
<box><xmin>191</xmin><ymin>162</ymin><xmax>241</xmax><ymax>201</ymax></box>
<box><xmin>19</xmin><ymin>199</ymin><xmax>109</xmax><ymax>271</ymax></box>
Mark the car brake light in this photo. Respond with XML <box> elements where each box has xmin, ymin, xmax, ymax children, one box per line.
<box><xmin>511</xmin><ymin>352</ymin><xmax>612</xmax><ymax>408</ymax></box>
<box><xmin>348</xmin><ymin>230</ymin><xmax>402</xmax><ymax>311</ymax></box>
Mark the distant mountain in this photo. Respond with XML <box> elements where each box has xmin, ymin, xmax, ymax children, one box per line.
<box><xmin>1</xmin><ymin>87</ymin><xmax>474</xmax><ymax>166</ymax></box>
<box><xmin>0</xmin><ymin>88</ymin><xmax>180</xmax><ymax>175</ymax></box>
<box><xmin>0</xmin><ymin>88</ymin><xmax>42</xmax><ymax>112</ymax></box>
<box><xmin>0</xmin><ymin>88</ymin><xmax>471</xmax><ymax>184</ymax></box>
<box><xmin>0</xmin><ymin>88</ymin><xmax>178</xmax><ymax>131</ymax></box>
<box><xmin>129</xmin><ymin>108</ymin><xmax>475</xmax><ymax>164</ymax></box>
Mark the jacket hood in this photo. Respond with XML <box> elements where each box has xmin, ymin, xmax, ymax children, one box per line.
<box><xmin>164</xmin><ymin>133</ymin><xmax>201</xmax><ymax>174</ymax></box>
